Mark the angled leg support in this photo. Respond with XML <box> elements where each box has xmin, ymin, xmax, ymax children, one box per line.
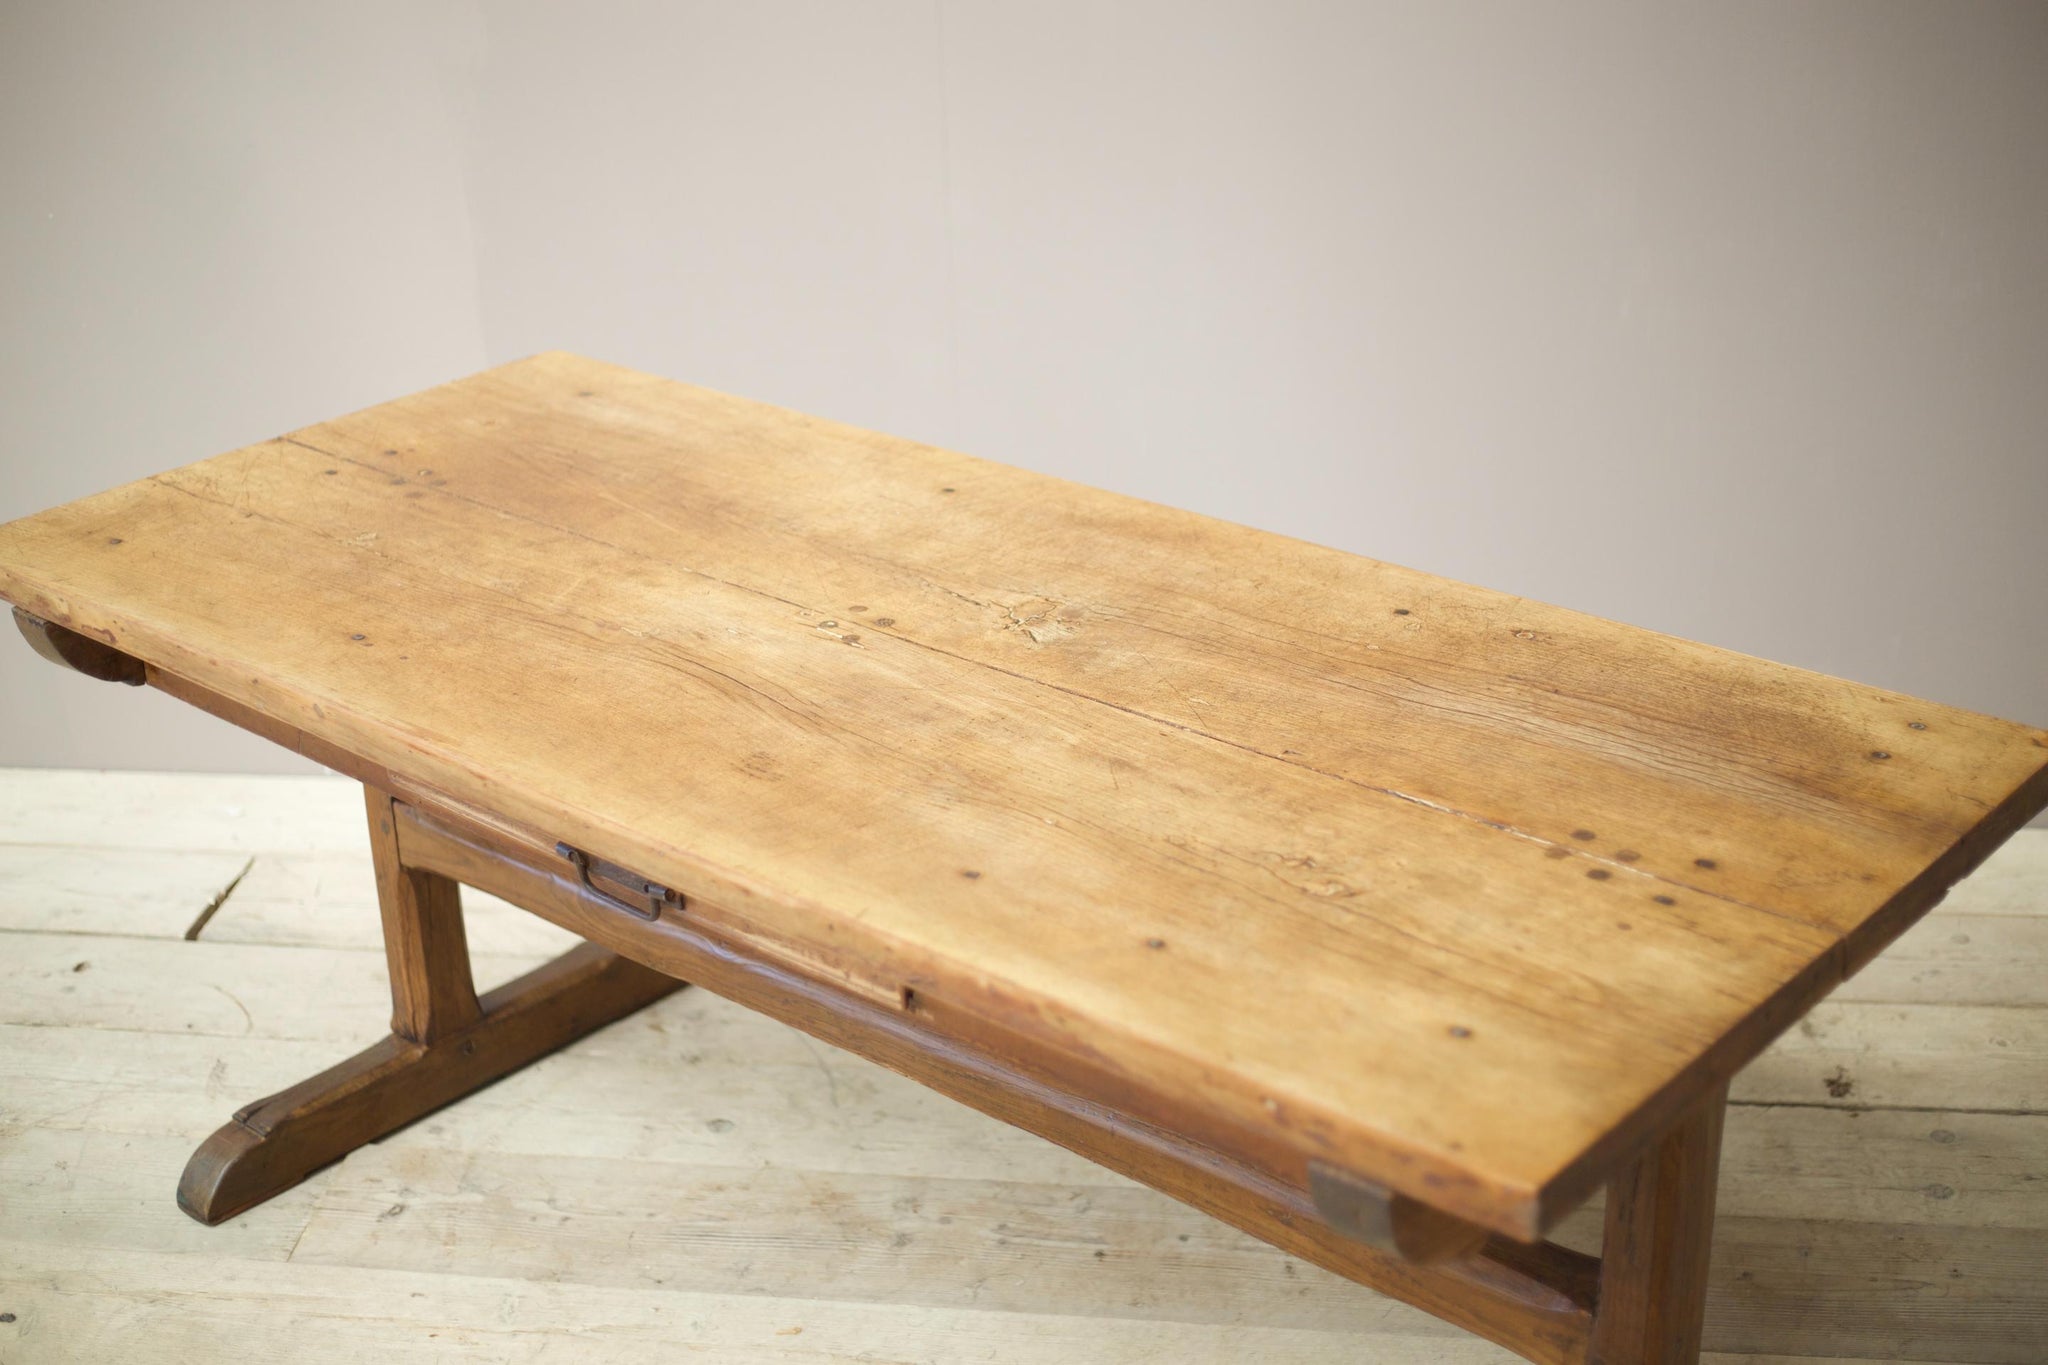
<box><xmin>176</xmin><ymin>786</ymin><xmax>684</xmax><ymax>1224</ymax></box>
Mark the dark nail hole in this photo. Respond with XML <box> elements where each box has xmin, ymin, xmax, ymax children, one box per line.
<box><xmin>106</xmin><ymin>537</ymin><xmax>123</xmax><ymax>545</ymax></box>
<box><xmin>350</xmin><ymin>633</ymin><xmax>367</xmax><ymax>641</ymax></box>
<box><xmin>1145</xmin><ymin>937</ymin><xmax>1167</xmax><ymax>950</ymax></box>
<box><xmin>1571</xmin><ymin>829</ymin><xmax>1596</xmax><ymax>841</ymax></box>
<box><xmin>1869</xmin><ymin>750</ymin><xmax>1891</xmax><ymax>761</ymax></box>
<box><xmin>1586</xmin><ymin>869</ymin><xmax>1611</xmax><ymax>880</ymax></box>
<box><xmin>382</xmin><ymin>449</ymin><xmax>399</xmax><ymax>457</ymax></box>
<box><xmin>900</xmin><ymin>986</ymin><xmax>920</xmax><ymax>1011</ymax></box>
<box><xmin>1393</xmin><ymin>608</ymin><xmax>1411</xmax><ymax>616</ymax></box>
<box><xmin>1907</xmin><ymin>721</ymin><xmax>1927</xmax><ymax>731</ymax></box>
<box><xmin>940</xmin><ymin>487</ymin><xmax>956</xmax><ymax>493</ymax></box>
<box><xmin>1653</xmin><ymin>894</ymin><xmax>1676</xmax><ymax>906</ymax></box>
<box><xmin>961</xmin><ymin>869</ymin><xmax>981</xmax><ymax>879</ymax></box>
<box><xmin>1694</xmin><ymin>858</ymin><xmax>1717</xmax><ymax>870</ymax></box>
<box><xmin>1448</xmin><ymin>1025</ymin><xmax>1472</xmax><ymax>1039</ymax></box>
<box><xmin>323</xmin><ymin>468</ymin><xmax>338</xmax><ymax>475</ymax></box>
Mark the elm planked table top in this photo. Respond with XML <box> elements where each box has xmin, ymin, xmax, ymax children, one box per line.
<box><xmin>3</xmin><ymin>352</ymin><xmax>2042</xmax><ymax>1241</ymax></box>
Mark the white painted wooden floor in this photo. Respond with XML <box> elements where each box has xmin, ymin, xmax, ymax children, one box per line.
<box><xmin>0</xmin><ymin>770</ymin><xmax>2042</xmax><ymax>1364</ymax></box>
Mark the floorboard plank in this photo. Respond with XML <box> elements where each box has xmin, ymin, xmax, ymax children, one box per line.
<box><xmin>0</xmin><ymin>771</ymin><xmax>366</xmax><ymax>853</ymax></box>
<box><xmin>0</xmin><ymin>846</ymin><xmax>250</xmax><ymax>941</ymax></box>
<box><xmin>0</xmin><ymin>1242</ymin><xmax>1506</xmax><ymax>1365</ymax></box>
<box><xmin>0</xmin><ymin>1128</ymin><xmax>311</xmax><ymax>1262</ymax></box>
<box><xmin>1730</xmin><ymin>1003</ymin><xmax>2048</xmax><ymax>1112</ymax></box>
<box><xmin>0</xmin><ymin>1015</ymin><xmax>1119</xmax><ymax>1186</ymax></box>
<box><xmin>1836</xmin><ymin>911</ymin><xmax>2048</xmax><ymax>1007</ymax></box>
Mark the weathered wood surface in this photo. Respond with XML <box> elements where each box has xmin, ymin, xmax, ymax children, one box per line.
<box><xmin>388</xmin><ymin>792</ymin><xmax>1600</xmax><ymax>1363</ymax></box>
<box><xmin>1</xmin><ymin>355</ymin><xmax>2043</xmax><ymax>1239</ymax></box>
<box><xmin>2</xmin><ymin>771</ymin><xmax>2045</xmax><ymax>1362</ymax></box>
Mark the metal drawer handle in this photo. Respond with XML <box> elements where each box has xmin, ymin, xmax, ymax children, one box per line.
<box><xmin>555</xmin><ymin>842</ymin><xmax>680</xmax><ymax>921</ymax></box>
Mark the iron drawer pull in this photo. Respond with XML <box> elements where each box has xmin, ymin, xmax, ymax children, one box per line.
<box><xmin>555</xmin><ymin>842</ymin><xmax>679</xmax><ymax>921</ymax></box>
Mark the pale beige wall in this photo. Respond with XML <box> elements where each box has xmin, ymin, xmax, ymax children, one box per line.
<box><xmin>3</xmin><ymin>1</ymin><xmax>2044</xmax><ymax>778</ymax></box>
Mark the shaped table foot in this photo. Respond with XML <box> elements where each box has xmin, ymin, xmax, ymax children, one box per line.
<box><xmin>177</xmin><ymin>788</ymin><xmax>683</xmax><ymax>1225</ymax></box>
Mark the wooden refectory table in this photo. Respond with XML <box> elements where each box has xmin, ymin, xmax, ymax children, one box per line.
<box><xmin>3</xmin><ymin>355</ymin><xmax>2042</xmax><ymax>1364</ymax></box>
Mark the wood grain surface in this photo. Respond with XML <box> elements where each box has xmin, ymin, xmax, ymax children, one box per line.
<box><xmin>2</xmin><ymin>771</ymin><xmax>2044</xmax><ymax>1363</ymax></box>
<box><xmin>1</xmin><ymin>354</ymin><xmax>2042</xmax><ymax>1239</ymax></box>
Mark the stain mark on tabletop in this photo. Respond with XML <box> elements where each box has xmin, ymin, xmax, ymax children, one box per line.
<box><xmin>1823</xmin><ymin>1066</ymin><xmax>1855</xmax><ymax>1099</ymax></box>
<box><xmin>1004</xmin><ymin>598</ymin><xmax>1074</xmax><ymax>645</ymax></box>
<box><xmin>1544</xmin><ymin>846</ymin><xmax>1571</xmax><ymax>860</ymax></box>
<box><xmin>873</xmin><ymin>617</ymin><xmax>895</xmax><ymax>628</ymax></box>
